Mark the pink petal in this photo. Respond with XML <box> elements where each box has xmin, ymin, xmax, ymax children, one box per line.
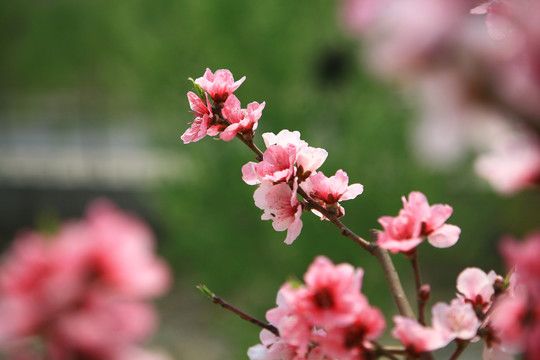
<box><xmin>242</xmin><ymin>162</ymin><xmax>261</xmax><ymax>185</ymax></box>
<box><xmin>426</xmin><ymin>204</ymin><xmax>453</xmax><ymax>230</ymax></box>
<box><xmin>341</xmin><ymin>183</ymin><xmax>364</xmax><ymax>201</ymax></box>
<box><xmin>427</xmin><ymin>224</ymin><xmax>460</xmax><ymax>248</ymax></box>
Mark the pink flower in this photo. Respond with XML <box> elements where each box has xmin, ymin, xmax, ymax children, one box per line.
<box><xmin>253</xmin><ymin>181</ymin><xmax>303</xmax><ymax>244</ymax></box>
<box><xmin>431</xmin><ymin>299</ymin><xmax>481</xmax><ymax>341</ymax></box>
<box><xmin>48</xmin><ymin>293</ymin><xmax>156</xmax><ymax>359</ymax></box>
<box><xmin>474</xmin><ymin>134</ymin><xmax>540</xmax><ymax>195</ymax></box>
<box><xmin>377</xmin><ymin>191</ymin><xmax>460</xmax><ymax>253</ymax></box>
<box><xmin>220</xmin><ymin>95</ymin><xmax>265</xmax><ymax>141</ymax></box>
<box><xmin>392</xmin><ymin>316</ymin><xmax>450</xmax><ymax>355</ymax></box>
<box><xmin>242</xmin><ymin>144</ymin><xmax>297</xmax><ymax>185</ymax></box>
<box><xmin>490</xmin><ymin>294</ymin><xmax>527</xmax><ymax>355</ymax></box>
<box><xmin>0</xmin><ymin>199</ymin><xmax>170</xmax><ymax>359</ymax></box>
<box><xmin>194</xmin><ymin>68</ymin><xmax>246</xmax><ymax>103</ymax></box>
<box><xmin>401</xmin><ymin>191</ymin><xmax>461</xmax><ymax>247</ymax></box>
<box><xmin>500</xmin><ymin>232</ymin><xmax>540</xmax><ymax>298</ymax></box>
<box><xmin>378</xmin><ymin>210</ymin><xmax>424</xmax><ymax>253</ymax></box>
<box><xmin>82</xmin><ymin>199</ymin><xmax>171</xmax><ymax>298</ymax></box>
<box><xmin>247</xmin><ymin>330</ymin><xmax>297</xmax><ymax>360</ymax></box>
<box><xmin>302</xmin><ymin>170</ymin><xmax>363</xmax><ymax>219</ymax></box>
<box><xmin>295</xmin><ymin>147</ymin><xmax>328</xmax><ymax>181</ymax></box>
<box><xmin>456</xmin><ymin>267</ymin><xmax>498</xmax><ymax>310</ymax></box>
<box><xmin>296</xmin><ymin>256</ymin><xmax>365</xmax><ymax>328</ymax></box>
<box><xmin>318</xmin><ymin>306</ymin><xmax>385</xmax><ymax>360</ymax></box>
<box><xmin>181</xmin><ymin>91</ymin><xmax>214</xmax><ymax>144</ymax></box>
<box><xmin>471</xmin><ymin>0</ymin><xmax>515</xmax><ymax>40</ymax></box>
<box><xmin>262</xmin><ymin>130</ymin><xmax>308</xmax><ymax>150</ymax></box>
<box><xmin>483</xmin><ymin>342</ymin><xmax>515</xmax><ymax>360</ymax></box>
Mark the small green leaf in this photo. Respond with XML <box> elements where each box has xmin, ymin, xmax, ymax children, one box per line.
<box><xmin>196</xmin><ymin>284</ymin><xmax>215</xmax><ymax>300</ymax></box>
<box><xmin>188</xmin><ymin>77</ymin><xmax>206</xmax><ymax>100</ymax></box>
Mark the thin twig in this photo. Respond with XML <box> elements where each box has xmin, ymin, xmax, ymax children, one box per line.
<box><xmin>448</xmin><ymin>340</ymin><xmax>469</xmax><ymax>360</ymax></box>
<box><xmin>197</xmin><ymin>285</ymin><xmax>279</xmax><ymax>336</ymax></box>
<box><xmin>409</xmin><ymin>250</ymin><xmax>427</xmax><ymax>325</ymax></box>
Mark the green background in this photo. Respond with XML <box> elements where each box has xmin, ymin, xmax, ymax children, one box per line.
<box><xmin>1</xmin><ymin>1</ymin><xmax>538</xmax><ymax>358</ymax></box>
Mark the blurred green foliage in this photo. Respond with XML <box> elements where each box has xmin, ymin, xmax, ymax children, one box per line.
<box><xmin>1</xmin><ymin>0</ymin><xmax>539</xmax><ymax>358</ymax></box>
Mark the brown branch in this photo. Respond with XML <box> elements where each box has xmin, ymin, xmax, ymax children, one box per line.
<box><xmin>197</xmin><ymin>285</ymin><xmax>279</xmax><ymax>336</ymax></box>
<box><xmin>409</xmin><ymin>250</ymin><xmax>427</xmax><ymax>325</ymax></box>
<box><xmin>448</xmin><ymin>340</ymin><xmax>469</xmax><ymax>360</ymax></box>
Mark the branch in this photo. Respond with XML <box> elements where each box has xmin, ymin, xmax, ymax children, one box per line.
<box><xmin>409</xmin><ymin>250</ymin><xmax>427</xmax><ymax>325</ymax></box>
<box><xmin>197</xmin><ymin>284</ymin><xmax>279</xmax><ymax>336</ymax></box>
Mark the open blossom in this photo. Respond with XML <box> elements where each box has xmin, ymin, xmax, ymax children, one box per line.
<box><xmin>194</xmin><ymin>68</ymin><xmax>246</xmax><ymax>103</ymax></box>
<box><xmin>242</xmin><ymin>130</ymin><xmax>327</xmax><ymax>186</ymax></box>
<box><xmin>254</xmin><ymin>181</ymin><xmax>303</xmax><ymax>244</ymax></box>
<box><xmin>0</xmin><ymin>199</ymin><xmax>170</xmax><ymax>359</ymax></box>
<box><xmin>302</xmin><ymin>170</ymin><xmax>364</xmax><ymax>219</ymax></box>
<box><xmin>262</xmin><ymin>130</ymin><xmax>308</xmax><ymax>150</ymax></box>
<box><xmin>296</xmin><ymin>256</ymin><xmax>366</xmax><ymax>328</ymax></box>
<box><xmin>181</xmin><ymin>91</ymin><xmax>214</xmax><ymax>144</ymax></box>
<box><xmin>377</xmin><ymin>191</ymin><xmax>460</xmax><ymax>253</ymax></box>
<box><xmin>456</xmin><ymin>267</ymin><xmax>499</xmax><ymax>310</ymax></box>
<box><xmin>220</xmin><ymin>95</ymin><xmax>265</xmax><ymax>141</ymax></box>
<box><xmin>243</xmin><ymin>144</ymin><xmax>298</xmax><ymax>185</ymax></box>
<box><xmin>431</xmin><ymin>299</ymin><xmax>481</xmax><ymax>341</ymax></box>
<box><xmin>392</xmin><ymin>316</ymin><xmax>450</xmax><ymax>355</ymax></box>
<box><xmin>317</xmin><ymin>306</ymin><xmax>385</xmax><ymax>360</ymax></box>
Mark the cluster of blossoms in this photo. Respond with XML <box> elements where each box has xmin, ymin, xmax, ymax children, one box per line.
<box><xmin>340</xmin><ymin>0</ymin><xmax>540</xmax><ymax>194</ymax></box>
<box><xmin>248</xmin><ymin>256</ymin><xmax>385</xmax><ymax>360</ymax></box>
<box><xmin>489</xmin><ymin>232</ymin><xmax>540</xmax><ymax>359</ymax></box>
<box><xmin>182</xmin><ymin>69</ymin><xmax>364</xmax><ymax>244</ymax></box>
<box><xmin>181</xmin><ymin>68</ymin><xmax>264</xmax><ymax>144</ymax></box>
<box><xmin>377</xmin><ymin>191</ymin><xmax>461</xmax><ymax>253</ymax></box>
<box><xmin>181</xmin><ymin>68</ymin><xmax>540</xmax><ymax>360</ymax></box>
<box><xmin>0</xmin><ymin>200</ymin><xmax>170</xmax><ymax>360</ymax></box>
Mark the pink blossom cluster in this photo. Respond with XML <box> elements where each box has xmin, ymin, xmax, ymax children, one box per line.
<box><xmin>181</xmin><ymin>68</ymin><xmax>265</xmax><ymax>144</ymax></box>
<box><xmin>0</xmin><ymin>200</ymin><xmax>171</xmax><ymax>360</ymax></box>
<box><xmin>243</xmin><ymin>130</ymin><xmax>363</xmax><ymax>244</ymax></box>
<box><xmin>487</xmin><ymin>232</ymin><xmax>540</xmax><ymax>359</ymax></box>
<box><xmin>377</xmin><ymin>191</ymin><xmax>461</xmax><ymax>253</ymax></box>
<box><xmin>248</xmin><ymin>256</ymin><xmax>385</xmax><ymax>360</ymax></box>
<box><xmin>339</xmin><ymin>0</ymin><xmax>540</xmax><ymax>195</ymax></box>
<box><xmin>392</xmin><ymin>267</ymin><xmax>504</xmax><ymax>357</ymax></box>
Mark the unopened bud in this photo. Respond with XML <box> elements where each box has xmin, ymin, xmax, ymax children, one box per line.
<box><xmin>493</xmin><ymin>275</ymin><xmax>505</xmax><ymax>295</ymax></box>
<box><xmin>419</xmin><ymin>284</ymin><xmax>431</xmax><ymax>302</ymax></box>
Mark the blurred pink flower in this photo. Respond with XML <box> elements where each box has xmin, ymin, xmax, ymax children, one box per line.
<box><xmin>253</xmin><ymin>181</ymin><xmax>303</xmax><ymax>244</ymax></box>
<box><xmin>317</xmin><ymin>305</ymin><xmax>385</xmax><ymax>360</ymax></box>
<box><xmin>474</xmin><ymin>133</ymin><xmax>540</xmax><ymax>195</ymax></box>
<box><xmin>302</xmin><ymin>170</ymin><xmax>363</xmax><ymax>219</ymax></box>
<box><xmin>194</xmin><ymin>68</ymin><xmax>246</xmax><ymax>103</ymax></box>
<box><xmin>501</xmin><ymin>231</ymin><xmax>540</xmax><ymax>299</ymax></box>
<box><xmin>456</xmin><ymin>267</ymin><xmax>498</xmax><ymax>310</ymax></box>
<box><xmin>392</xmin><ymin>316</ymin><xmax>450</xmax><ymax>355</ymax></box>
<box><xmin>0</xmin><ymin>199</ymin><xmax>170</xmax><ymax>359</ymax></box>
<box><xmin>471</xmin><ymin>0</ymin><xmax>515</xmax><ymax>40</ymax></box>
<box><xmin>431</xmin><ymin>298</ymin><xmax>481</xmax><ymax>341</ymax></box>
